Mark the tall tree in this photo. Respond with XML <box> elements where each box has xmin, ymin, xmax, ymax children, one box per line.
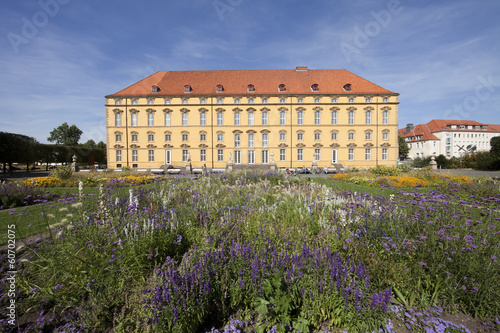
<box><xmin>47</xmin><ymin>122</ymin><xmax>82</xmax><ymax>146</ymax></box>
<box><xmin>491</xmin><ymin>136</ymin><xmax>500</xmax><ymax>158</ymax></box>
<box><xmin>82</xmin><ymin>139</ymin><xmax>96</xmax><ymax>149</ymax></box>
<box><xmin>398</xmin><ymin>135</ymin><xmax>410</xmax><ymax>159</ymax></box>
<box><xmin>95</xmin><ymin>141</ymin><xmax>106</xmax><ymax>150</ymax></box>
<box><xmin>0</xmin><ymin>132</ymin><xmax>38</xmax><ymax>173</ymax></box>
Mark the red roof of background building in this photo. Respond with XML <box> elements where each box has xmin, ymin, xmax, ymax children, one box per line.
<box><xmin>107</xmin><ymin>69</ymin><xmax>397</xmax><ymax>97</ymax></box>
<box><xmin>398</xmin><ymin>124</ymin><xmax>439</xmax><ymax>142</ymax></box>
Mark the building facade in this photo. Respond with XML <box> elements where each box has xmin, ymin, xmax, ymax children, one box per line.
<box><xmin>105</xmin><ymin>67</ymin><xmax>399</xmax><ymax>170</ymax></box>
<box><xmin>399</xmin><ymin>120</ymin><xmax>500</xmax><ymax>159</ymax></box>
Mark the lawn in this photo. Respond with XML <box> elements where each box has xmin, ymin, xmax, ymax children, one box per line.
<box><xmin>0</xmin><ymin>171</ymin><xmax>498</xmax><ymax>332</ymax></box>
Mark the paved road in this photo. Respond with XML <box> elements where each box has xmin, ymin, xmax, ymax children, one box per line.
<box><xmin>437</xmin><ymin>169</ymin><xmax>500</xmax><ymax>178</ymax></box>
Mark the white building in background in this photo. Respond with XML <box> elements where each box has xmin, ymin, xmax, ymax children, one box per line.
<box><xmin>399</xmin><ymin>120</ymin><xmax>500</xmax><ymax>159</ymax></box>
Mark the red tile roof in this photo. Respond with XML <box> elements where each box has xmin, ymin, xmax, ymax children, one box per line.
<box><xmin>107</xmin><ymin>68</ymin><xmax>397</xmax><ymax>97</ymax></box>
<box><xmin>398</xmin><ymin>124</ymin><xmax>439</xmax><ymax>142</ymax></box>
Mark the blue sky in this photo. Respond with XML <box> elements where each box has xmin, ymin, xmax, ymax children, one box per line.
<box><xmin>1</xmin><ymin>0</ymin><xmax>499</xmax><ymax>144</ymax></box>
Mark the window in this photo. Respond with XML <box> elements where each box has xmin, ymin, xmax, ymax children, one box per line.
<box><xmin>217</xmin><ymin>112</ymin><xmax>223</xmax><ymax>126</ymax></box>
<box><xmin>217</xmin><ymin>99</ymin><xmax>223</xmax><ymax>104</ymax></box>
<box><xmin>248</xmin><ymin>98</ymin><xmax>254</xmax><ymax>104</ymax></box>
<box><xmin>280</xmin><ymin>98</ymin><xmax>286</xmax><ymax>104</ymax></box>
<box><xmin>165</xmin><ymin>113</ymin><xmax>171</xmax><ymax>126</ymax></box>
<box><xmin>248</xmin><ymin>150</ymin><xmax>255</xmax><ymax>164</ymax></box>
<box><xmin>348</xmin><ymin>132</ymin><xmax>355</xmax><ymax>140</ymax></box>
<box><xmin>234</xmin><ymin>112</ymin><xmax>240</xmax><ymax>126</ymax></box>
<box><xmin>262</xmin><ymin>150</ymin><xmax>269</xmax><ymax>164</ymax></box>
<box><xmin>216</xmin><ymin>84</ymin><xmax>224</xmax><ymax>92</ymax></box>
<box><xmin>182</xmin><ymin>134</ymin><xmax>188</xmax><ymax>142</ymax></box>
<box><xmin>314</xmin><ymin>149</ymin><xmax>321</xmax><ymax>161</ymax></box>
<box><xmin>165</xmin><ymin>99</ymin><xmax>171</xmax><ymax>104</ymax></box>
<box><xmin>115</xmin><ymin>99</ymin><xmax>121</xmax><ymax>105</ymax></box>
<box><xmin>182</xmin><ymin>113</ymin><xmax>188</xmax><ymax>126</ymax></box>
<box><xmin>184</xmin><ymin>85</ymin><xmax>191</xmax><ymax>93</ymax></box>
<box><xmin>278</xmin><ymin>84</ymin><xmax>286</xmax><ymax>92</ymax></box>
<box><xmin>115</xmin><ymin>134</ymin><xmax>121</xmax><ymax>142</ymax></box>
<box><xmin>262</xmin><ymin>133</ymin><xmax>268</xmax><ymax>147</ymax></box>
<box><xmin>331</xmin><ymin>149</ymin><xmax>337</xmax><ymax>164</ymax></box>
<box><xmin>115</xmin><ymin>113</ymin><xmax>121</xmax><ymax>126</ymax></box>
<box><xmin>314</xmin><ymin>133</ymin><xmax>321</xmax><ymax>141</ymax></box>
<box><xmin>200</xmin><ymin>134</ymin><xmax>206</xmax><ymax>141</ymax></box>
<box><xmin>247</xmin><ymin>84</ymin><xmax>255</xmax><ymax>92</ymax></box>
<box><xmin>348</xmin><ymin>98</ymin><xmax>354</xmax><ymax>103</ymax></box>
<box><xmin>200</xmin><ymin>98</ymin><xmax>206</xmax><ymax>104</ymax></box>
<box><xmin>217</xmin><ymin>149</ymin><xmax>224</xmax><ymax>162</ymax></box>
<box><xmin>365</xmin><ymin>111</ymin><xmax>371</xmax><ymax>125</ymax></box>
<box><xmin>132</xmin><ymin>134</ymin><xmax>138</xmax><ymax>142</ymax></box>
<box><xmin>314</xmin><ymin>111</ymin><xmax>321</xmax><ymax>125</ymax></box>
<box><xmin>311</xmin><ymin>84</ymin><xmax>319</xmax><ymax>91</ymax></box>
<box><xmin>148</xmin><ymin>134</ymin><xmax>154</xmax><ymax>142</ymax></box>
<box><xmin>132</xmin><ymin>150</ymin><xmax>138</xmax><ymax>162</ymax></box>
<box><xmin>348</xmin><ymin>111</ymin><xmax>354</xmax><ymax>125</ymax></box>
<box><xmin>165</xmin><ymin>134</ymin><xmax>171</xmax><ymax>142</ymax></box>
<box><xmin>148</xmin><ymin>113</ymin><xmax>154</xmax><ymax>126</ymax></box>
<box><xmin>296</xmin><ymin>132</ymin><xmax>303</xmax><ymax>141</ymax></box>
<box><xmin>280</xmin><ymin>111</ymin><xmax>286</xmax><ymax>125</ymax></box>
<box><xmin>234</xmin><ymin>134</ymin><xmax>240</xmax><ymax>148</ymax></box>
<box><xmin>383</xmin><ymin>97</ymin><xmax>388</xmax><ymax>103</ymax></box>
<box><xmin>200</xmin><ymin>112</ymin><xmax>206</xmax><ymax>126</ymax></box>
<box><xmin>365</xmin><ymin>132</ymin><xmax>372</xmax><ymax>140</ymax></box>
<box><xmin>131</xmin><ymin>99</ymin><xmax>137</xmax><ymax>105</ymax></box>
<box><xmin>131</xmin><ymin>113</ymin><xmax>138</xmax><ymax>127</ymax></box>
<box><xmin>314</xmin><ymin>98</ymin><xmax>320</xmax><ymax>103</ymax></box>
<box><xmin>234</xmin><ymin>98</ymin><xmax>240</xmax><ymax>104</ymax></box>
<box><xmin>331</xmin><ymin>132</ymin><xmax>337</xmax><ymax>140</ymax></box>
<box><xmin>248</xmin><ymin>134</ymin><xmax>254</xmax><ymax>148</ymax></box>
<box><xmin>365</xmin><ymin>149</ymin><xmax>371</xmax><ymax>161</ymax></box>
<box><xmin>262</xmin><ymin>112</ymin><xmax>268</xmax><ymax>125</ymax></box>
<box><xmin>382</xmin><ymin>148</ymin><xmax>388</xmax><ymax>160</ymax></box>
<box><xmin>383</xmin><ymin>132</ymin><xmax>389</xmax><ymax>140</ymax></box>
<box><xmin>182</xmin><ymin>99</ymin><xmax>188</xmax><ymax>105</ymax></box>
<box><xmin>348</xmin><ymin>148</ymin><xmax>354</xmax><ymax>161</ymax></box>
<box><xmin>280</xmin><ymin>133</ymin><xmax>286</xmax><ymax>141</ymax></box>
<box><xmin>297</xmin><ymin>149</ymin><xmax>303</xmax><ymax>161</ymax></box>
<box><xmin>262</xmin><ymin>98</ymin><xmax>268</xmax><ymax>104</ymax></box>
<box><xmin>382</xmin><ymin>111</ymin><xmax>389</xmax><ymax>125</ymax></box>
<box><xmin>234</xmin><ymin>150</ymin><xmax>241</xmax><ymax>164</ymax></box>
<box><xmin>297</xmin><ymin>98</ymin><xmax>304</xmax><ymax>103</ymax></box>
<box><xmin>217</xmin><ymin>133</ymin><xmax>224</xmax><ymax>141</ymax></box>
<box><xmin>248</xmin><ymin>112</ymin><xmax>254</xmax><ymax>126</ymax></box>
<box><xmin>182</xmin><ymin>150</ymin><xmax>189</xmax><ymax>162</ymax></box>
<box><xmin>148</xmin><ymin>99</ymin><xmax>154</xmax><ymax>105</ymax></box>
<box><xmin>116</xmin><ymin>150</ymin><xmax>122</xmax><ymax>162</ymax></box>
<box><xmin>280</xmin><ymin>149</ymin><xmax>286</xmax><ymax>161</ymax></box>
<box><xmin>343</xmin><ymin>84</ymin><xmax>352</xmax><ymax>91</ymax></box>
<box><xmin>331</xmin><ymin>111</ymin><xmax>337</xmax><ymax>125</ymax></box>
<box><xmin>297</xmin><ymin>111</ymin><xmax>303</xmax><ymax>125</ymax></box>
<box><xmin>148</xmin><ymin>150</ymin><xmax>154</xmax><ymax>162</ymax></box>
<box><xmin>331</xmin><ymin>98</ymin><xmax>338</xmax><ymax>103</ymax></box>
<box><xmin>165</xmin><ymin>150</ymin><xmax>171</xmax><ymax>164</ymax></box>
<box><xmin>365</xmin><ymin>97</ymin><xmax>371</xmax><ymax>103</ymax></box>
<box><xmin>200</xmin><ymin>149</ymin><xmax>206</xmax><ymax>162</ymax></box>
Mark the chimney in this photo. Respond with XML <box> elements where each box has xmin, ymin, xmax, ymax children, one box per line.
<box><xmin>405</xmin><ymin>123</ymin><xmax>414</xmax><ymax>134</ymax></box>
<box><xmin>295</xmin><ymin>66</ymin><xmax>308</xmax><ymax>71</ymax></box>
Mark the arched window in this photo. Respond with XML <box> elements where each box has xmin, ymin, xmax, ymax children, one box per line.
<box><xmin>216</xmin><ymin>84</ymin><xmax>224</xmax><ymax>92</ymax></box>
<box><xmin>247</xmin><ymin>84</ymin><xmax>255</xmax><ymax>92</ymax></box>
<box><xmin>343</xmin><ymin>84</ymin><xmax>352</xmax><ymax>91</ymax></box>
<box><xmin>184</xmin><ymin>85</ymin><xmax>192</xmax><ymax>93</ymax></box>
<box><xmin>311</xmin><ymin>84</ymin><xmax>319</xmax><ymax>91</ymax></box>
<box><xmin>278</xmin><ymin>84</ymin><xmax>286</xmax><ymax>92</ymax></box>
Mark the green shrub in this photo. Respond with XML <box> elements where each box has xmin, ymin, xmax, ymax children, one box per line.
<box><xmin>50</xmin><ymin>164</ymin><xmax>73</xmax><ymax>180</ymax></box>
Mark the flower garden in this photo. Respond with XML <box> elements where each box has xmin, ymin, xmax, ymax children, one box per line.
<box><xmin>0</xmin><ymin>170</ymin><xmax>499</xmax><ymax>332</ymax></box>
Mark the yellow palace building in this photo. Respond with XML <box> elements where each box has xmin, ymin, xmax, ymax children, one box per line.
<box><xmin>105</xmin><ymin>67</ymin><xmax>399</xmax><ymax>170</ymax></box>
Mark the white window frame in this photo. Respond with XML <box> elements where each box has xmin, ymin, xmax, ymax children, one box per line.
<box><xmin>262</xmin><ymin>150</ymin><xmax>269</xmax><ymax>164</ymax></box>
<box><xmin>365</xmin><ymin>148</ymin><xmax>371</xmax><ymax>161</ymax></box>
<box><xmin>248</xmin><ymin>112</ymin><xmax>254</xmax><ymax>126</ymax></box>
<box><xmin>132</xmin><ymin>150</ymin><xmax>138</xmax><ymax>162</ymax></box>
<box><xmin>314</xmin><ymin>148</ymin><xmax>321</xmax><ymax>161</ymax></box>
<box><xmin>280</xmin><ymin>111</ymin><xmax>286</xmax><ymax>125</ymax></box>
<box><xmin>234</xmin><ymin>150</ymin><xmax>241</xmax><ymax>164</ymax></box>
<box><xmin>365</xmin><ymin>111</ymin><xmax>371</xmax><ymax>125</ymax></box>
<box><xmin>116</xmin><ymin>150</ymin><xmax>122</xmax><ymax>162</ymax></box>
<box><xmin>382</xmin><ymin>148</ymin><xmax>388</xmax><ymax>160</ymax></box>
<box><xmin>234</xmin><ymin>134</ymin><xmax>241</xmax><ymax>148</ymax></box>
<box><xmin>331</xmin><ymin>111</ymin><xmax>337</xmax><ymax>125</ymax></box>
<box><xmin>297</xmin><ymin>111</ymin><xmax>303</xmax><ymax>125</ymax></box>
<box><xmin>262</xmin><ymin>112</ymin><xmax>268</xmax><ymax>125</ymax></box>
<box><xmin>217</xmin><ymin>149</ymin><xmax>224</xmax><ymax>162</ymax></box>
<box><xmin>314</xmin><ymin>111</ymin><xmax>321</xmax><ymax>125</ymax></box>
<box><xmin>131</xmin><ymin>113</ymin><xmax>138</xmax><ymax>127</ymax></box>
<box><xmin>348</xmin><ymin>111</ymin><xmax>354</xmax><ymax>125</ymax></box>
<box><xmin>280</xmin><ymin>149</ymin><xmax>286</xmax><ymax>161</ymax></box>
<box><xmin>348</xmin><ymin>148</ymin><xmax>354</xmax><ymax>161</ymax></box>
<box><xmin>182</xmin><ymin>150</ymin><xmax>189</xmax><ymax>162</ymax></box>
<box><xmin>148</xmin><ymin>150</ymin><xmax>155</xmax><ymax>162</ymax></box>
<box><xmin>200</xmin><ymin>149</ymin><xmax>206</xmax><ymax>162</ymax></box>
<box><xmin>217</xmin><ymin>112</ymin><xmax>223</xmax><ymax>126</ymax></box>
<box><xmin>115</xmin><ymin>113</ymin><xmax>121</xmax><ymax>127</ymax></box>
<box><xmin>234</xmin><ymin>112</ymin><xmax>240</xmax><ymax>126</ymax></box>
<box><xmin>200</xmin><ymin>112</ymin><xmax>206</xmax><ymax>126</ymax></box>
<box><xmin>165</xmin><ymin>113</ymin><xmax>171</xmax><ymax>126</ymax></box>
<box><xmin>248</xmin><ymin>134</ymin><xmax>254</xmax><ymax>148</ymax></box>
<box><xmin>331</xmin><ymin>149</ymin><xmax>337</xmax><ymax>164</ymax></box>
<box><xmin>248</xmin><ymin>150</ymin><xmax>255</xmax><ymax>164</ymax></box>
<box><xmin>383</xmin><ymin>111</ymin><xmax>389</xmax><ymax>125</ymax></box>
<box><xmin>297</xmin><ymin>148</ymin><xmax>303</xmax><ymax>161</ymax></box>
<box><xmin>262</xmin><ymin>133</ymin><xmax>268</xmax><ymax>147</ymax></box>
<box><xmin>182</xmin><ymin>113</ymin><xmax>188</xmax><ymax>126</ymax></box>
<box><xmin>280</xmin><ymin>133</ymin><xmax>286</xmax><ymax>141</ymax></box>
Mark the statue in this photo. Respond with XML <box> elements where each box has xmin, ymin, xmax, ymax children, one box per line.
<box><xmin>228</xmin><ymin>152</ymin><xmax>232</xmax><ymax>163</ymax></box>
<box><xmin>270</xmin><ymin>151</ymin><xmax>275</xmax><ymax>163</ymax></box>
<box><xmin>187</xmin><ymin>152</ymin><xmax>191</xmax><ymax>163</ymax></box>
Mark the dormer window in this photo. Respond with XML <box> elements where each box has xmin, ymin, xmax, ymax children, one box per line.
<box><xmin>247</xmin><ymin>84</ymin><xmax>255</xmax><ymax>92</ymax></box>
<box><xmin>216</xmin><ymin>84</ymin><xmax>224</xmax><ymax>92</ymax></box>
<box><xmin>278</xmin><ymin>84</ymin><xmax>286</xmax><ymax>92</ymax></box>
<box><xmin>343</xmin><ymin>84</ymin><xmax>352</xmax><ymax>91</ymax></box>
<box><xmin>311</xmin><ymin>84</ymin><xmax>319</xmax><ymax>92</ymax></box>
<box><xmin>152</xmin><ymin>85</ymin><xmax>159</xmax><ymax>93</ymax></box>
<box><xmin>184</xmin><ymin>85</ymin><xmax>192</xmax><ymax>93</ymax></box>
